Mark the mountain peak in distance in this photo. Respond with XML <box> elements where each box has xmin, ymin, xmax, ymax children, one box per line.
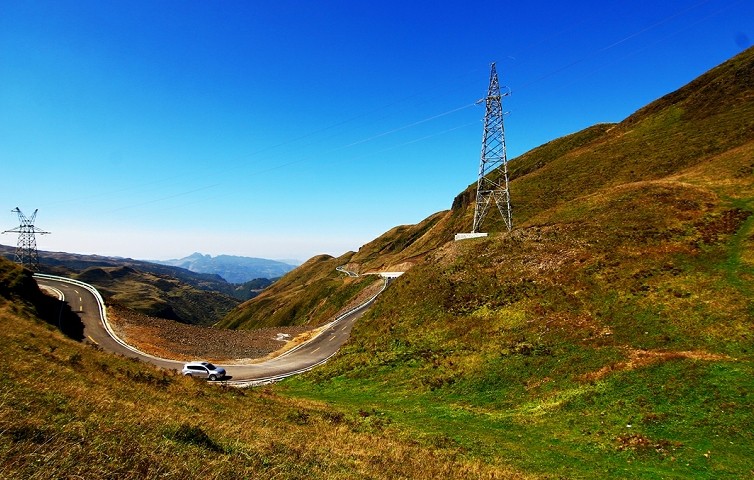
<box><xmin>153</xmin><ymin>253</ymin><xmax>297</xmax><ymax>284</ymax></box>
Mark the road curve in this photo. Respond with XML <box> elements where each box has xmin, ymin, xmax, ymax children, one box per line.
<box><xmin>34</xmin><ymin>274</ymin><xmax>384</xmax><ymax>385</ymax></box>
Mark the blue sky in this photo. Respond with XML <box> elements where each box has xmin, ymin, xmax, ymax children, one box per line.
<box><xmin>1</xmin><ymin>1</ymin><xmax>752</xmax><ymax>262</ymax></box>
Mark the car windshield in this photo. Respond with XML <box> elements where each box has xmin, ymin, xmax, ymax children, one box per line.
<box><xmin>204</xmin><ymin>363</ymin><xmax>216</xmax><ymax>370</ymax></box>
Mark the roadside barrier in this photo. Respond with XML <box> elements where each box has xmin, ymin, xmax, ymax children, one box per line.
<box><xmin>33</xmin><ymin>272</ymin><xmax>389</xmax><ymax>387</ymax></box>
<box><xmin>224</xmin><ymin>277</ymin><xmax>388</xmax><ymax>387</ymax></box>
<box><xmin>32</xmin><ymin>273</ymin><xmax>170</xmax><ymax>361</ymax></box>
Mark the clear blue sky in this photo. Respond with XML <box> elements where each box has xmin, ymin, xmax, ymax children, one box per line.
<box><xmin>1</xmin><ymin>1</ymin><xmax>752</xmax><ymax>262</ymax></box>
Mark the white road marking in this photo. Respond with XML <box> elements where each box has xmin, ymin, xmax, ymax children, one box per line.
<box><xmin>329</xmin><ymin>335</ymin><xmax>336</xmax><ymax>341</ymax></box>
<box><xmin>87</xmin><ymin>336</ymin><xmax>99</xmax><ymax>345</ymax></box>
<box><xmin>34</xmin><ymin>273</ymin><xmax>390</xmax><ymax>387</ymax></box>
<box><xmin>39</xmin><ymin>285</ymin><xmax>65</xmax><ymax>301</ymax></box>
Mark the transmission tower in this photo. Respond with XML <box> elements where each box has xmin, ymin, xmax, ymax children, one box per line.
<box><xmin>471</xmin><ymin>62</ymin><xmax>512</xmax><ymax>233</ymax></box>
<box><xmin>2</xmin><ymin>207</ymin><xmax>50</xmax><ymax>271</ymax></box>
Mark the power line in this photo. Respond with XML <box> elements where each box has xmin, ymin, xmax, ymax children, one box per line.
<box><xmin>44</xmin><ymin>0</ymin><xmax>747</xmax><ymax>223</ymax></box>
<box><xmin>513</xmin><ymin>0</ymin><xmax>721</xmax><ymax>92</ymax></box>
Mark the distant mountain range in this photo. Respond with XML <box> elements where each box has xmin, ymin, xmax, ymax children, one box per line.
<box><xmin>152</xmin><ymin>252</ymin><xmax>298</xmax><ymax>284</ymax></box>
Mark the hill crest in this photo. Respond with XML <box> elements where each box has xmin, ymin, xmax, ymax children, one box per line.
<box><xmin>221</xmin><ymin>46</ymin><xmax>754</xmax><ymax>332</ymax></box>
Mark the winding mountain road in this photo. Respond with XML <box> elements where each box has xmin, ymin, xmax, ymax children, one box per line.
<box><xmin>34</xmin><ymin>274</ymin><xmax>384</xmax><ymax>386</ymax></box>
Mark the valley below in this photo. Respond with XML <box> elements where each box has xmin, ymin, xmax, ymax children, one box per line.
<box><xmin>108</xmin><ymin>304</ymin><xmax>311</xmax><ymax>362</ymax></box>
<box><xmin>2</xmin><ymin>46</ymin><xmax>754</xmax><ymax>479</ymax></box>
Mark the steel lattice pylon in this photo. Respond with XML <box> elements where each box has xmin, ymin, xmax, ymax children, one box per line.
<box><xmin>472</xmin><ymin>62</ymin><xmax>512</xmax><ymax>233</ymax></box>
<box><xmin>2</xmin><ymin>207</ymin><xmax>50</xmax><ymax>271</ymax></box>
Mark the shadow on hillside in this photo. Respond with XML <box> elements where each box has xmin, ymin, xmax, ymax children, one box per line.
<box><xmin>35</xmin><ymin>293</ymin><xmax>85</xmax><ymax>341</ymax></box>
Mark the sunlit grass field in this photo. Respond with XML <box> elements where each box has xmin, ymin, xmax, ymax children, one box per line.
<box><xmin>279</xmin><ymin>47</ymin><xmax>754</xmax><ymax>478</ymax></box>
<box><xmin>0</xmin><ymin>269</ymin><xmax>530</xmax><ymax>479</ymax></box>
<box><xmin>2</xmin><ymin>47</ymin><xmax>753</xmax><ymax>479</ymax></box>
<box><xmin>285</xmin><ymin>187</ymin><xmax>754</xmax><ymax>477</ymax></box>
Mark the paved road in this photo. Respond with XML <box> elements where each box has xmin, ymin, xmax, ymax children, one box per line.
<box><xmin>36</xmin><ymin>277</ymin><xmax>183</xmax><ymax>370</ymax></box>
<box><xmin>35</xmin><ymin>275</ymin><xmax>380</xmax><ymax>385</ymax></box>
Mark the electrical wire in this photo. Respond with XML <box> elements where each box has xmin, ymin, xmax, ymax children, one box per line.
<box><xmin>514</xmin><ymin>0</ymin><xmax>719</xmax><ymax>92</ymax></box>
<box><xmin>79</xmin><ymin>0</ymin><xmax>750</xmax><ymax>219</ymax></box>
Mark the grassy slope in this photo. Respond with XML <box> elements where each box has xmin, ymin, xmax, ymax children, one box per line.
<box><xmin>278</xmin><ymin>46</ymin><xmax>754</xmax><ymax>478</ymax></box>
<box><xmin>0</xmin><ymin>258</ymin><xmax>531</xmax><ymax>479</ymax></box>
<box><xmin>220</xmin><ymin>253</ymin><xmax>384</xmax><ymax>329</ymax></box>
<box><xmin>75</xmin><ymin>265</ymin><xmax>239</xmax><ymax>326</ymax></box>
<box><xmin>10</xmin><ymin>46</ymin><xmax>749</xmax><ymax>479</ymax></box>
<box><xmin>225</xmin><ymin>46</ymin><xmax>753</xmax><ymax>331</ymax></box>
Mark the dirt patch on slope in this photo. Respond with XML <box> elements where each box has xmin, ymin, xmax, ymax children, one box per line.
<box><xmin>578</xmin><ymin>348</ymin><xmax>730</xmax><ymax>383</ymax></box>
<box><xmin>108</xmin><ymin>304</ymin><xmax>311</xmax><ymax>363</ymax></box>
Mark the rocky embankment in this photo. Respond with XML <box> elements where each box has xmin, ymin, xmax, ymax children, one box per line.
<box><xmin>108</xmin><ymin>304</ymin><xmax>311</xmax><ymax>363</ymax></box>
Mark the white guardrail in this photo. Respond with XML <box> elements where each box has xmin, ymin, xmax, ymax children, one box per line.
<box><xmin>32</xmin><ymin>273</ymin><xmax>172</xmax><ymax>362</ymax></box>
<box><xmin>225</xmin><ymin>277</ymin><xmax>389</xmax><ymax>387</ymax></box>
<box><xmin>34</xmin><ymin>272</ymin><xmax>390</xmax><ymax>387</ymax></box>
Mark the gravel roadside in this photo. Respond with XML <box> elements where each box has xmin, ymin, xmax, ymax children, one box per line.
<box><xmin>106</xmin><ymin>278</ymin><xmax>385</xmax><ymax>364</ymax></box>
<box><xmin>107</xmin><ymin>304</ymin><xmax>312</xmax><ymax>363</ymax></box>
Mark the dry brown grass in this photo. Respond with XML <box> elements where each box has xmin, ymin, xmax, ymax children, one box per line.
<box><xmin>0</xmin><ymin>297</ymin><xmax>536</xmax><ymax>480</ymax></box>
<box><xmin>108</xmin><ymin>304</ymin><xmax>310</xmax><ymax>362</ymax></box>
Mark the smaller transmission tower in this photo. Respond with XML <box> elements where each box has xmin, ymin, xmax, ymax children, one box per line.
<box><xmin>472</xmin><ymin>62</ymin><xmax>512</xmax><ymax>233</ymax></box>
<box><xmin>3</xmin><ymin>207</ymin><xmax>50</xmax><ymax>271</ymax></box>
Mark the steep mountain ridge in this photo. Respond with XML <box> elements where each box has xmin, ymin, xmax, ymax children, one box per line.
<box><xmin>273</xmin><ymin>47</ymin><xmax>754</xmax><ymax>477</ymax></box>
<box><xmin>225</xmin><ymin>46</ymin><xmax>754</xmax><ymax>331</ymax></box>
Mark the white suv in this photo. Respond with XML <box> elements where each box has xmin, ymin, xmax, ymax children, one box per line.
<box><xmin>181</xmin><ymin>361</ymin><xmax>226</xmax><ymax>381</ymax></box>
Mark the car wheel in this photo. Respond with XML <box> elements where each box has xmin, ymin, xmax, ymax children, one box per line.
<box><xmin>209</xmin><ymin>374</ymin><xmax>217</xmax><ymax>381</ymax></box>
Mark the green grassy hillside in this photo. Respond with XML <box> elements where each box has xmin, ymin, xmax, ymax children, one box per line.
<box><xmin>287</xmin><ymin>176</ymin><xmax>754</xmax><ymax>475</ymax></box>
<box><xmin>0</xmin><ymin>258</ymin><xmax>529</xmax><ymax>479</ymax></box>
<box><xmin>75</xmin><ymin>265</ymin><xmax>239</xmax><ymax>326</ymax></box>
<box><xmin>224</xmin><ymin>46</ymin><xmax>754</xmax><ymax>333</ymax></box>
<box><xmin>2</xmin><ymin>46</ymin><xmax>753</xmax><ymax>479</ymax></box>
<box><xmin>273</xmin><ymin>47</ymin><xmax>754</xmax><ymax>478</ymax></box>
<box><xmin>220</xmin><ymin>253</ymin><xmax>383</xmax><ymax>329</ymax></box>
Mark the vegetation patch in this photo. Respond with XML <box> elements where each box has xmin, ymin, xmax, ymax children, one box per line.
<box><xmin>167</xmin><ymin>423</ymin><xmax>225</xmax><ymax>452</ymax></box>
<box><xmin>278</xmin><ymin>47</ymin><xmax>754</xmax><ymax>479</ymax></box>
<box><xmin>0</xmin><ymin>262</ymin><xmax>529</xmax><ymax>479</ymax></box>
<box><xmin>4</xmin><ymin>46</ymin><xmax>754</xmax><ymax>480</ymax></box>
